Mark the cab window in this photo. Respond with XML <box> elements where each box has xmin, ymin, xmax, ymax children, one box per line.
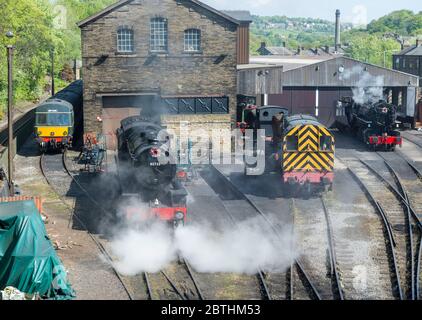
<box><xmin>319</xmin><ymin>135</ymin><xmax>332</xmax><ymax>151</ymax></box>
<box><xmin>36</xmin><ymin>113</ymin><xmax>48</xmax><ymax>125</ymax></box>
<box><xmin>36</xmin><ymin>113</ymin><xmax>71</xmax><ymax>126</ymax></box>
<box><xmin>286</xmin><ymin>135</ymin><xmax>298</xmax><ymax>151</ymax></box>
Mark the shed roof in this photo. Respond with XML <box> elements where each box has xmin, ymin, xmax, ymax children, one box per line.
<box><xmin>250</xmin><ymin>56</ymin><xmax>419</xmax><ymax>87</ymax></box>
<box><xmin>282</xmin><ymin>56</ymin><xmax>420</xmax><ymax>87</ymax></box>
<box><xmin>77</xmin><ymin>0</ymin><xmax>241</xmax><ymax>28</ymax></box>
<box><xmin>250</xmin><ymin>56</ymin><xmax>331</xmax><ymax>72</ymax></box>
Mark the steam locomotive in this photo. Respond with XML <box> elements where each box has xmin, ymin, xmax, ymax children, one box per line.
<box><xmin>339</xmin><ymin>97</ymin><xmax>402</xmax><ymax>151</ymax></box>
<box><xmin>116</xmin><ymin>116</ymin><xmax>187</xmax><ymax>227</ymax></box>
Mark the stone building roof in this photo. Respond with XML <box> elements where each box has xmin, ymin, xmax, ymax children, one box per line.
<box><xmin>78</xmin><ymin>0</ymin><xmax>242</xmax><ymax>28</ymax></box>
<box><xmin>220</xmin><ymin>10</ymin><xmax>253</xmax><ymax>23</ymax></box>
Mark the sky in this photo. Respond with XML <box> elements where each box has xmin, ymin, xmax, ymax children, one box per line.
<box><xmin>202</xmin><ymin>0</ymin><xmax>421</xmax><ymax>25</ymax></box>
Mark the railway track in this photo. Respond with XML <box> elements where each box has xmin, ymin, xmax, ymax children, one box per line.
<box><xmin>337</xmin><ymin>155</ymin><xmax>415</xmax><ymax>299</ymax></box>
<box><xmin>374</xmin><ymin>152</ymin><xmax>422</xmax><ymax>300</ymax></box>
<box><xmin>40</xmin><ymin>151</ymin><xmax>144</xmax><ymax>300</ymax></box>
<box><xmin>41</xmin><ymin>150</ymin><xmax>206</xmax><ymax>301</ymax></box>
<box><xmin>291</xmin><ymin>197</ymin><xmax>343</xmax><ymax>300</ymax></box>
<box><xmin>207</xmin><ymin>165</ymin><xmax>344</xmax><ymax>300</ymax></box>
<box><xmin>147</xmin><ymin>259</ymin><xmax>204</xmax><ymax>300</ymax></box>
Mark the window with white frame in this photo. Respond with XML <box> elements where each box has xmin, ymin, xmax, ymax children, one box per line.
<box><xmin>184</xmin><ymin>29</ymin><xmax>201</xmax><ymax>52</ymax></box>
<box><xmin>117</xmin><ymin>27</ymin><xmax>134</xmax><ymax>53</ymax></box>
<box><xmin>150</xmin><ymin>17</ymin><xmax>168</xmax><ymax>52</ymax></box>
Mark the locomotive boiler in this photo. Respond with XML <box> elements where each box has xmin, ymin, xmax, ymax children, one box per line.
<box><xmin>339</xmin><ymin>97</ymin><xmax>402</xmax><ymax>151</ymax></box>
<box><xmin>116</xmin><ymin>116</ymin><xmax>187</xmax><ymax>226</ymax></box>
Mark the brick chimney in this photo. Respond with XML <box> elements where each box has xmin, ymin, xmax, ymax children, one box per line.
<box><xmin>335</xmin><ymin>9</ymin><xmax>341</xmax><ymax>52</ymax></box>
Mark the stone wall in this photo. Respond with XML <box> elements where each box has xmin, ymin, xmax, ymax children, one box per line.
<box><xmin>80</xmin><ymin>0</ymin><xmax>238</xmax><ymax>135</ymax></box>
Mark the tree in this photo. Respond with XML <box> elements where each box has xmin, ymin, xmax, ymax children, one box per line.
<box><xmin>344</xmin><ymin>33</ymin><xmax>401</xmax><ymax>68</ymax></box>
<box><xmin>367</xmin><ymin>10</ymin><xmax>422</xmax><ymax>36</ymax></box>
<box><xmin>0</xmin><ymin>0</ymin><xmax>59</xmax><ymax>118</ymax></box>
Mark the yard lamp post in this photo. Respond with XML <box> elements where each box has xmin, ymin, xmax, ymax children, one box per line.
<box><xmin>51</xmin><ymin>47</ymin><xmax>55</xmax><ymax>96</ymax></box>
<box><xmin>5</xmin><ymin>31</ymin><xmax>15</xmax><ymax>195</ymax></box>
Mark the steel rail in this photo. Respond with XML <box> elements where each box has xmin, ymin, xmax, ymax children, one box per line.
<box><xmin>144</xmin><ymin>272</ymin><xmax>153</xmax><ymax>300</ymax></box>
<box><xmin>161</xmin><ymin>271</ymin><xmax>187</xmax><ymax>300</ymax></box>
<box><xmin>320</xmin><ymin>197</ymin><xmax>344</xmax><ymax>300</ymax></box>
<box><xmin>62</xmin><ymin>152</ymin><xmax>156</xmax><ymax>301</ymax></box>
<box><xmin>345</xmin><ymin>165</ymin><xmax>404</xmax><ymax>300</ymax></box>
<box><xmin>375</xmin><ymin>154</ymin><xmax>420</xmax><ymax>300</ymax></box>
<box><xmin>218</xmin><ymin>199</ymin><xmax>272</xmax><ymax>300</ymax></box>
<box><xmin>183</xmin><ymin>259</ymin><xmax>205</xmax><ymax>300</ymax></box>
<box><xmin>396</xmin><ymin>152</ymin><xmax>422</xmax><ymax>182</ymax></box>
<box><xmin>211</xmin><ymin>165</ymin><xmax>322</xmax><ymax>300</ymax></box>
<box><xmin>40</xmin><ymin>152</ymin><xmax>137</xmax><ymax>301</ymax></box>
<box><xmin>395</xmin><ymin>151</ymin><xmax>422</xmax><ymax>300</ymax></box>
<box><xmin>359</xmin><ymin>159</ymin><xmax>422</xmax><ymax>230</ymax></box>
<box><xmin>63</xmin><ymin>151</ymin><xmax>207</xmax><ymax>301</ymax></box>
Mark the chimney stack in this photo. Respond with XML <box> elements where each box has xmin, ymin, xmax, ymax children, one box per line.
<box><xmin>260</xmin><ymin>42</ymin><xmax>266</xmax><ymax>49</ymax></box>
<box><xmin>417</xmin><ymin>39</ymin><xmax>421</xmax><ymax>47</ymax></box>
<box><xmin>282</xmin><ymin>41</ymin><xmax>286</xmax><ymax>48</ymax></box>
<box><xmin>335</xmin><ymin>9</ymin><xmax>341</xmax><ymax>52</ymax></box>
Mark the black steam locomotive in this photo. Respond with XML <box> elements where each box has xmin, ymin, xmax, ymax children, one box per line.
<box><xmin>339</xmin><ymin>97</ymin><xmax>402</xmax><ymax>151</ymax></box>
<box><xmin>116</xmin><ymin>116</ymin><xmax>187</xmax><ymax>227</ymax></box>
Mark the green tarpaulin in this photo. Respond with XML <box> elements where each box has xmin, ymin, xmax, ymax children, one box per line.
<box><xmin>0</xmin><ymin>200</ymin><xmax>75</xmax><ymax>299</ymax></box>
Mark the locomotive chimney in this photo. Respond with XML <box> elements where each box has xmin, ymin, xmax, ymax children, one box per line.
<box><xmin>335</xmin><ymin>9</ymin><xmax>341</xmax><ymax>52</ymax></box>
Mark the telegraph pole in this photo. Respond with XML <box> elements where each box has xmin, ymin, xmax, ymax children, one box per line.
<box><xmin>6</xmin><ymin>31</ymin><xmax>14</xmax><ymax>195</ymax></box>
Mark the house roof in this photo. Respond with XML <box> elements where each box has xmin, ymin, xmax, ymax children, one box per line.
<box><xmin>395</xmin><ymin>45</ymin><xmax>422</xmax><ymax>56</ymax></box>
<box><xmin>220</xmin><ymin>10</ymin><xmax>253</xmax><ymax>23</ymax></box>
<box><xmin>265</xmin><ymin>47</ymin><xmax>293</xmax><ymax>56</ymax></box>
<box><xmin>77</xmin><ymin>0</ymin><xmax>241</xmax><ymax>28</ymax></box>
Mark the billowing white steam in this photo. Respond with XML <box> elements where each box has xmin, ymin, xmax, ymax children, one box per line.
<box><xmin>108</xmin><ymin>217</ymin><xmax>295</xmax><ymax>276</ymax></box>
<box><xmin>109</xmin><ymin>223</ymin><xmax>177</xmax><ymax>275</ymax></box>
<box><xmin>340</xmin><ymin>65</ymin><xmax>385</xmax><ymax>104</ymax></box>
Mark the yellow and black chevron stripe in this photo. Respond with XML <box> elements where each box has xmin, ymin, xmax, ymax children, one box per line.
<box><xmin>283</xmin><ymin>124</ymin><xmax>334</xmax><ymax>172</ymax></box>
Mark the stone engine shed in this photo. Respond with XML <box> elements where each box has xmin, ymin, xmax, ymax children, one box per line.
<box><xmin>78</xmin><ymin>0</ymin><xmax>280</xmax><ymax>149</ymax></box>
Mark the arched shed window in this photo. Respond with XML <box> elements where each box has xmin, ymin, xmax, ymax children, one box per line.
<box><xmin>184</xmin><ymin>29</ymin><xmax>201</xmax><ymax>52</ymax></box>
<box><xmin>117</xmin><ymin>26</ymin><xmax>134</xmax><ymax>53</ymax></box>
<box><xmin>150</xmin><ymin>17</ymin><xmax>168</xmax><ymax>52</ymax></box>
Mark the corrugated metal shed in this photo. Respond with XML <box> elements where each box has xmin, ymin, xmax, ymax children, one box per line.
<box><xmin>237</xmin><ymin>65</ymin><xmax>283</xmax><ymax>95</ymax></box>
<box><xmin>281</xmin><ymin>56</ymin><xmax>419</xmax><ymax>87</ymax></box>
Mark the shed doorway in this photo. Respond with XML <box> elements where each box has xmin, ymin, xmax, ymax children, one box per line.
<box><xmin>101</xmin><ymin>94</ymin><xmax>158</xmax><ymax>150</ymax></box>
